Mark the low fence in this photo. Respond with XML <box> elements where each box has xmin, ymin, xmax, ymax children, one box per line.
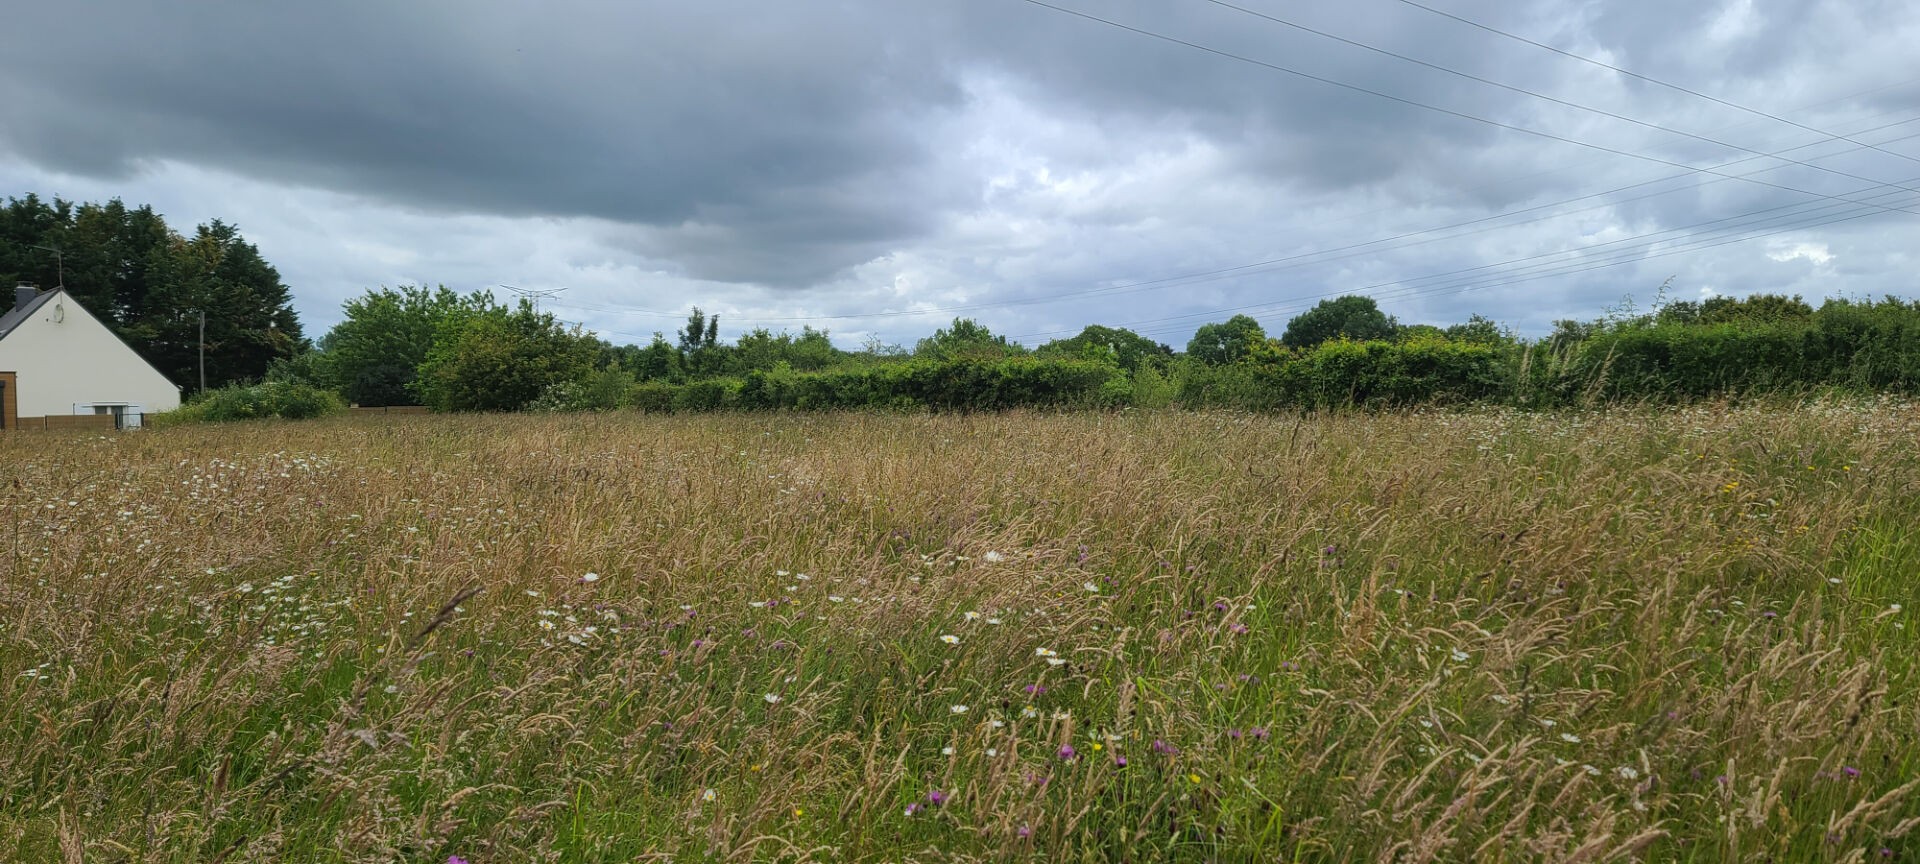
<box><xmin>3</xmin><ymin>406</ymin><xmax>435</xmax><ymax>432</ymax></box>
<box><xmin>10</xmin><ymin>414</ymin><xmax>120</xmax><ymax>432</ymax></box>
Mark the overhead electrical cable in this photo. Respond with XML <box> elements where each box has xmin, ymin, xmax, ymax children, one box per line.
<box><xmin>1191</xmin><ymin>0</ymin><xmax>1920</xmax><ymax>198</ymax></box>
<box><xmin>1013</xmin><ymin>179</ymin><xmax>1920</xmax><ymax>341</ymax></box>
<box><xmin>1004</xmin><ymin>0</ymin><xmax>1920</xmax><ymax>219</ymax></box>
<box><xmin>1382</xmin><ymin>0</ymin><xmax>1920</xmax><ymax>166</ymax></box>
<box><xmin>552</xmin><ymin>116</ymin><xmax>1920</xmax><ymax>326</ymax></box>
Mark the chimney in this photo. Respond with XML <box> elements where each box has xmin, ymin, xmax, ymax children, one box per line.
<box><xmin>13</xmin><ymin>282</ymin><xmax>37</xmax><ymax>311</ymax></box>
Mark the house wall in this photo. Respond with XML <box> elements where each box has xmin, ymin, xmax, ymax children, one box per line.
<box><xmin>0</xmin><ymin>291</ymin><xmax>181</xmax><ymax>417</ymax></box>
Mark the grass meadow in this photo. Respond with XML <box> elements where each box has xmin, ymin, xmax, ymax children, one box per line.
<box><xmin>2</xmin><ymin>405</ymin><xmax>1917</xmax><ymax>862</ymax></box>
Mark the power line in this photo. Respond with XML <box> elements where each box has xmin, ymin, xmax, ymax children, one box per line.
<box><xmin>1020</xmin><ymin>181</ymin><xmax>1919</xmax><ymax>341</ymax></box>
<box><xmin>1005</xmin><ymin>0</ymin><xmax>1920</xmax><ymax>217</ymax></box>
<box><xmin>1192</xmin><ymin>0</ymin><xmax>1920</xmax><ymax>197</ymax></box>
<box><xmin>549</xmin><ymin>116</ymin><xmax>1920</xmax><ymax>326</ymax></box>
<box><xmin>1382</xmin><ymin>0</ymin><xmax>1920</xmax><ymax>167</ymax></box>
<box><xmin>1026</xmin><ymin>172</ymin><xmax>1920</xmax><ymax>339</ymax></box>
<box><xmin>499</xmin><ymin>283</ymin><xmax>566</xmax><ymax>314</ymax></box>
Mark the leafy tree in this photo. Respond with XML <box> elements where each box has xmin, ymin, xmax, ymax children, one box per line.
<box><xmin>122</xmin><ymin>220</ymin><xmax>306</xmax><ymax>389</ymax></box>
<box><xmin>1397</xmin><ymin>324</ymin><xmax>1446</xmax><ymax>343</ymax></box>
<box><xmin>631</xmin><ymin>333</ymin><xmax>685</xmax><ymax>381</ymax></box>
<box><xmin>1654</xmin><ymin>300</ymin><xmax>1702</xmax><ymax>326</ymax></box>
<box><xmin>2</xmin><ymin>196</ymin><xmax>305</xmax><ymax>390</ymax></box>
<box><xmin>0</xmin><ymin>194</ymin><xmax>74</xmax><ymax>292</ymax></box>
<box><xmin>1698</xmin><ymin>293</ymin><xmax>1814</xmax><ymax>325</ymax></box>
<box><xmin>916</xmin><ymin>318</ymin><xmax>1022</xmax><ymax>361</ymax></box>
<box><xmin>1442</xmin><ymin>314</ymin><xmax>1510</xmax><ymax>346</ymax></box>
<box><xmin>415</xmin><ymin>299</ymin><xmax>595</xmax><ymax>412</ymax></box>
<box><xmin>1548</xmin><ymin>319</ymin><xmax>1596</xmax><ymax>354</ymax></box>
<box><xmin>1037</xmin><ymin>325</ymin><xmax>1172</xmax><ymax>372</ymax></box>
<box><xmin>1186</xmin><ymin>315</ymin><xmax>1267</xmax><ymax>365</ymax></box>
<box><xmin>314</xmin><ymin>285</ymin><xmax>473</xmax><ymax>406</ymax></box>
<box><xmin>723</xmin><ymin>326</ymin><xmax>840</xmax><ymax>375</ymax></box>
<box><xmin>679</xmin><ymin>306</ymin><xmax>720</xmax><ymax>353</ymax></box>
<box><xmin>1280</xmin><ymin>296</ymin><xmax>1397</xmax><ymax>348</ymax></box>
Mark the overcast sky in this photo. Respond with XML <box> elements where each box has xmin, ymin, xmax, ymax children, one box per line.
<box><xmin>4</xmin><ymin>0</ymin><xmax>1917</xmax><ymax>348</ymax></box>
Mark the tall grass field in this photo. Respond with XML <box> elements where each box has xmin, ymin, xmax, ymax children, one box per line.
<box><xmin>3</xmin><ymin>405</ymin><xmax>1917</xmax><ymax>862</ymax></box>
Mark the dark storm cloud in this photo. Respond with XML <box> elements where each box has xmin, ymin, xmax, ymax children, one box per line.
<box><xmin>2</xmin><ymin>0</ymin><xmax>1916</xmax><ymax>341</ymax></box>
<box><xmin>0</xmin><ymin>0</ymin><xmax>1635</xmax><ymax>276</ymax></box>
<box><xmin>1</xmin><ymin>1</ymin><xmax>971</xmax><ymax>283</ymax></box>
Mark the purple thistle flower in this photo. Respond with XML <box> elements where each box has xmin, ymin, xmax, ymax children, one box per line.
<box><xmin>1227</xmin><ymin>728</ymin><xmax>1242</xmax><ymax>740</ymax></box>
<box><xmin>1843</xmin><ymin>766</ymin><xmax>1861</xmax><ymax>778</ymax></box>
<box><xmin>1017</xmin><ymin>825</ymin><xmax>1033</xmax><ymax>839</ymax></box>
<box><xmin>449</xmin><ymin>857</ymin><xmax>470</xmax><ymax>864</ymax></box>
<box><xmin>1057</xmin><ymin>744</ymin><xmax>1077</xmax><ymax>761</ymax></box>
<box><xmin>926</xmin><ymin>789</ymin><xmax>947</xmax><ymax>806</ymax></box>
<box><xmin>1250</xmin><ymin>727</ymin><xmax>1269</xmax><ymax>741</ymax></box>
<box><xmin>1113</xmin><ymin>755</ymin><xmax>1128</xmax><ymax>768</ymax></box>
<box><xmin>1152</xmin><ymin>739</ymin><xmax>1178</xmax><ymax>755</ymax></box>
<box><xmin>905</xmin><ymin>802</ymin><xmax>922</xmax><ymax>816</ymax></box>
<box><xmin>1230</xmin><ymin>623</ymin><xmax>1249</xmax><ymax>634</ymax></box>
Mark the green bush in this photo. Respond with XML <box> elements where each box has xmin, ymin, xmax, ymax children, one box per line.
<box><xmin>157</xmin><ymin>382</ymin><xmax>347</xmax><ymax>425</ymax></box>
<box><xmin>1269</xmin><ymin>337</ymin><xmax>1507</xmax><ymax>408</ymax></box>
<box><xmin>1173</xmin><ymin>359</ymin><xmax>1286</xmax><ymax>410</ymax></box>
<box><xmin>1178</xmin><ymin>338</ymin><xmax>1505</xmax><ymax>410</ymax></box>
<box><xmin>629</xmin><ymin>358</ymin><xmax>1126</xmax><ymax>413</ymax></box>
<box><xmin>671</xmin><ymin>378</ymin><xmax>742</xmax><ymax>412</ymax></box>
<box><xmin>414</xmin><ymin>302</ymin><xmax>596</xmax><ymax>412</ymax></box>
<box><xmin>527</xmin><ymin>368</ymin><xmax>635</xmax><ymax>413</ymax></box>
<box><xmin>626</xmin><ymin>381</ymin><xmax>678</xmax><ymax>413</ymax></box>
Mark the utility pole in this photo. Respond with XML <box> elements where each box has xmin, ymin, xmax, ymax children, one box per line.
<box><xmin>499</xmin><ymin>283</ymin><xmax>566</xmax><ymax>314</ymax></box>
<box><xmin>198</xmin><ymin>310</ymin><xmax>207</xmax><ymax>394</ymax></box>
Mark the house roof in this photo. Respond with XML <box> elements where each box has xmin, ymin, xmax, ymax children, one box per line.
<box><xmin>0</xmin><ymin>289</ymin><xmax>58</xmax><ymax>341</ymax></box>
<box><xmin>0</xmin><ymin>288</ymin><xmax>183</xmax><ymax>388</ymax></box>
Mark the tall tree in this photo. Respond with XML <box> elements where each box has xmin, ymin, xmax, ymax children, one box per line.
<box><xmin>1186</xmin><ymin>315</ymin><xmax>1267</xmax><ymax>365</ymax></box>
<box><xmin>1280</xmin><ymin>296</ymin><xmax>1397</xmax><ymax>348</ymax></box>
<box><xmin>415</xmin><ymin>298</ymin><xmax>595</xmax><ymax>412</ymax></box>
<box><xmin>316</xmin><ymin>285</ymin><xmax>472</xmax><ymax>405</ymax></box>
<box><xmin>1038</xmin><ymin>325</ymin><xmax>1171</xmax><ymax>371</ymax></box>
<box><xmin>123</xmin><ymin>220</ymin><xmax>306</xmax><ymax>389</ymax></box>
<box><xmin>916</xmin><ymin>318</ymin><xmax>1021</xmax><ymax>361</ymax></box>
<box><xmin>1</xmin><ymin>196</ymin><xmax>306</xmax><ymax>390</ymax></box>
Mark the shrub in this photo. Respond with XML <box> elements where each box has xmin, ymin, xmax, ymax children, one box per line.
<box><xmin>414</xmin><ymin>302</ymin><xmax>597</xmax><ymax>412</ymax></box>
<box><xmin>157</xmin><ymin>382</ymin><xmax>346</xmax><ymax>425</ymax></box>
<box><xmin>627</xmin><ymin>381</ymin><xmax>677</xmax><ymax>413</ymax></box>
<box><xmin>625</xmin><ymin>358</ymin><xmax>1126</xmax><ymax>413</ymax></box>
<box><xmin>527</xmin><ymin>368</ymin><xmax>636</xmax><ymax>413</ymax></box>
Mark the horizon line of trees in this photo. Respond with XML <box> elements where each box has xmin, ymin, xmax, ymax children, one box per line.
<box><xmin>1</xmin><ymin>194</ymin><xmax>306</xmax><ymax>389</ymax></box>
<box><xmin>10</xmin><ymin>194</ymin><xmax>1916</xmax><ymax>417</ymax></box>
<box><xmin>262</xmin><ymin>281</ymin><xmax>1920</xmax><ymax>415</ymax></box>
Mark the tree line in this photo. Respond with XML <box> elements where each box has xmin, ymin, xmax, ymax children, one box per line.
<box><xmin>8</xmin><ymin>195</ymin><xmax>1916</xmax><ymax>419</ymax></box>
<box><xmin>275</xmin><ymin>281</ymin><xmax>1920</xmax><ymax>416</ymax></box>
<box><xmin>0</xmin><ymin>195</ymin><xmax>305</xmax><ymax>388</ymax></box>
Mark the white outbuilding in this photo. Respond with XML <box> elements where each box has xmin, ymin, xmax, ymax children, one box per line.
<box><xmin>0</xmin><ymin>282</ymin><xmax>181</xmax><ymax>429</ymax></box>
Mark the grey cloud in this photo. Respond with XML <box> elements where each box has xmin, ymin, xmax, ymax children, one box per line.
<box><xmin>2</xmin><ymin>0</ymin><xmax>1916</xmax><ymax>344</ymax></box>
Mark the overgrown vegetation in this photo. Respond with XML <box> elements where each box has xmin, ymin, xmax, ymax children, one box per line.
<box><xmin>151</xmin><ymin>381</ymin><xmax>346</xmax><ymax>425</ymax></box>
<box><xmin>269</xmin><ymin>285</ymin><xmax>1920</xmax><ymax>417</ymax></box>
<box><xmin>3</xmin><ymin>406</ymin><xmax>1915</xmax><ymax>860</ymax></box>
<box><xmin>0</xmin><ymin>194</ymin><xmax>308</xmax><ymax>389</ymax></box>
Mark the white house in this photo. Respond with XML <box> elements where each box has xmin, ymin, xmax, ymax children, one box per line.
<box><xmin>0</xmin><ymin>283</ymin><xmax>181</xmax><ymax>429</ymax></box>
